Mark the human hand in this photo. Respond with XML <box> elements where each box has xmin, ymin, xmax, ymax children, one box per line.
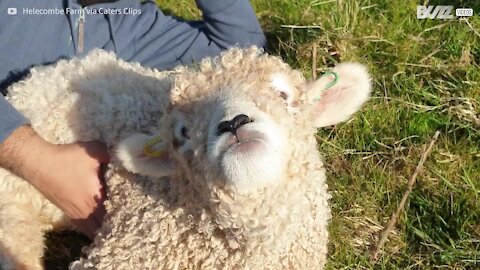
<box><xmin>36</xmin><ymin>141</ymin><xmax>110</xmax><ymax>239</ymax></box>
<box><xmin>0</xmin><ymin>126</ymin><xmax>110</xmax><ymax>239</ymax></box>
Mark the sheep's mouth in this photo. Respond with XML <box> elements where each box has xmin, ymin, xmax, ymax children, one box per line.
<box><xmin>221</xmin><ymin>130</ymin><xmax>268</xmax><ymax>155</ymax></box>
<box><xmin>208</xmin><ymin>118</ymin><xmax>288</xmax><ymax>192</ymax></box>
<box><xmin>225</xmin><ymin>139</ymin><xmax>266</xmax><ymax>156</ymax></box>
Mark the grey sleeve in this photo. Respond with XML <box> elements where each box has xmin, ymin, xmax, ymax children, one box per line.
<box><xmin>0</xmin><ymin>95</ymin><xmax>28</xmax><ymax>143</ymax></box>
<box><xmin>193</xmin><ymin>0</ymin><xmax>266</xmax><ymax>51</ymax></box>
<box><xmin>112</xmin><ymin>0</ymin><xmax>266</xmax><ymax>69</ymax></box>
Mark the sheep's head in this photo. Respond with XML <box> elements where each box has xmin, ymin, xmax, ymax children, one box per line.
<box><xmin>116</xmin><ymin>47</ymin><xmax>371</xmax><ymax>195</ymax></box>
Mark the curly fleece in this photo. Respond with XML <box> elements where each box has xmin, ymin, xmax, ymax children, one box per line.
<box><xmin>0</xmin><ymin>47</ymin><xmax>337</xmax><ymax>269</ymax></box>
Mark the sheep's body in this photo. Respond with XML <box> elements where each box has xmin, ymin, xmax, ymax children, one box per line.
<box><xmin>0</xmin><ymin>47</ymin><xmax>371</xmax><ymax>269</ymax></box>
<box><xmin>0</xmin><ymin>51</ymin><xmax>171</xmax><ymax>269</ymax></box>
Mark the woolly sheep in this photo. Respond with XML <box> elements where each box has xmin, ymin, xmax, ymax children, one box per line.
<box><xmin>0</xmin><ymin>47</ymin><xmax>371</xmax><ymax>270</ymax></box>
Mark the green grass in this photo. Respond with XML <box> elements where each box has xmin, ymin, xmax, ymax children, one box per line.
<box><xmin>45</xmin><ymin>0</ymin><xmax>479</xmax><ymax>269</ymax></box>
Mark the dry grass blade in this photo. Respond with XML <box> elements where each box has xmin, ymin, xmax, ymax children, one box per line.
<box><xmin>280</xmin><ymin>25</ymin><xmax>323</xmax><ymax>29</ymax></box>
<box><xmin>370</xmin><ymin>131</ymin><xmax>441</xmax><ymax>262</ymax></box>
<box><xmin>312</xmin><ymin>44</ymin><xmax>318</xmax><ymax>80</ymax></box>
<box><xmin>462</xmin><ymin>18</ymin><xmax>480</xmax><ymax>38</ymax></box>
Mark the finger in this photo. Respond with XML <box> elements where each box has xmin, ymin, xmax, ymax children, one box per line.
<box><xmin>86</xmin><ymin>218</ymin><xmax>100</xmax><ymax>239</ymax></box>
<box><xmin>92</xmin><ymin>188</ymin><xmax>107</xmax><ymax>226</ymax></box>
<box><xmin>84</xmin><ymin>141</ymin><xmax>111</xmax><ymax>163</ymax></box>
<box><xmin>98</xmin><ymin>163</ymin><xmax>108</xmax><ymax>186</ymax></box>
<box><xmin>93</xmin><ymin>201</ymin><xmax>107</xmax><ymax>227</ymax></box>
<box><xmin>95</xmin><ymin>173</ymin><xmax>108</xmax><ymax>200</ymax></box>
<box><xmin>73</xmin><ymin>218</ymin><xmax>98</xmax><ymax>240</ymax></box>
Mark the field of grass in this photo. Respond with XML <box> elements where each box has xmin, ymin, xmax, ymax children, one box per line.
<box><xmin>44</xmin><ymin>0</ymin><xmax>479</xmax><ymax>269</ymax></box>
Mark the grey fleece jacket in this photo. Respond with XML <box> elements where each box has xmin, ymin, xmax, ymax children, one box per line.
<box><xmin>0</xmin><ymin>0</ymin><xmax>266</xmax><ymax>143</ymax></box>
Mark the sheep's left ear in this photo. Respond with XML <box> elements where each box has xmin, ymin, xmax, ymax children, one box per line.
<box><xmin>305</xmin><ymin>63</ymin><xmax>371</xmax><ymax>127</ymax></box>
<box><xmin>115</xmin><ymin>133</ymin><xmax>174</xmax><ymax>178</ymax></box>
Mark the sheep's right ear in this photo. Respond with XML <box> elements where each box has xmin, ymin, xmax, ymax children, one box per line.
<box><xmin>304</xmin><ymin>63</ymin><xmax>371</xmax><ymax>127</ymax></box>
<box><xmin>116</xmin><ymin>133</ymin><xmax>174</xmax><ymax>178</ymax></box>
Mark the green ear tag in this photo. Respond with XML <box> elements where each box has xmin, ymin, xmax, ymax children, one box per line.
<box><xmin>314</xmin><ymin>71</ymin><xmax>339</xmax><ymax>102</ymax></box>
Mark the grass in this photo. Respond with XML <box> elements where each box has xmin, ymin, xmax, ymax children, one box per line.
<box><xmin>44</xmin><ymin>0</ymin><xmax>479</xmax><ymax>269</ymax></box>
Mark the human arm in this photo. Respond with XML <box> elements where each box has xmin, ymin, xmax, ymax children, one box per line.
<box><xmin>105</xmin><ymin>0</ymin><xmax>266</xmax><ymax>69</ymax></box>
<box><xmin>194</xmin><ymin>0</ymin><xmax>266</xmax><ymax>49</ymax></box>
<box><xmin>0</xmin><ymin>125</ymin><xmax>109</xmax><ymax>239</ymax></box>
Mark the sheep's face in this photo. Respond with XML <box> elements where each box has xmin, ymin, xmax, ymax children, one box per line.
<box><xmin>210</xmin><ymin>100</ymin><xmax>288</xmax><ymax>190</ymax></box>
<box><xmin>117</xmin><ymin>49</ymin><xmax>371</xmax><ymax>194</ymax></box>
<box><xmin>190</xmin><ymin>88</ymin><xmax>291</xmax><ymax>193</ymax></box>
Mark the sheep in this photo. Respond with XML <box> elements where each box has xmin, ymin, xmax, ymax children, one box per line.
<box><xmin>0</xmin><ymin>47</ymin><xmax>371</xmax><ymax>270</ymax></box>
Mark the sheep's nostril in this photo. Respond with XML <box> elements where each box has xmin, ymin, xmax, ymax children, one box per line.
<box><xmin>231</xmin><ymin>114</ymin><xmax>250</xmax><ymax>130</ymax></box>
<box><xmin>217</xmin><ymin>114</ymin><xmax>252</xmax><ymax>136</ymax></box>
<box><xmin>217</xmin><ymin>120</ymin><xmax>232</xmax><ymax>135</ymax></box>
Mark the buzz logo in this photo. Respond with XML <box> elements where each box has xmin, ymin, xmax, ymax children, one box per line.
<box><xmin>417</xmin><ymin>5</ymin><xmax>454</xmax><ymax>19</ymax></box>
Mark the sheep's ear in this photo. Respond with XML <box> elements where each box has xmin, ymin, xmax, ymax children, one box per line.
<box><xmin>305</xmin><ymin>63</ymin><xmax>371</xmax><ymax>127</ymax></box>
<box><xmin>116</xmin><ymin>133</ymin><xmax>174</xmax><ymax>177</ymax></box>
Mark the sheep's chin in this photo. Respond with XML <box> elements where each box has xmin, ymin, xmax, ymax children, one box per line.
<box><xmin>220</xmin><ymin>141</ymin><xmax>286</xmax><ymax>193</ymax></box>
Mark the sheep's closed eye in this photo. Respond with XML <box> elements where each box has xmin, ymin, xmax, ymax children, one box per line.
<box><xmin>279</xmin><ymin>91</ymin><xmax>289</xmax><ymax>101</ymax></box>
<box><xmin>181</xmin><ymin>127</ymin><xmax>189</xmax><ymax>139</ymax></box>
<box><xmin>270</xmin><ymin>73</ymin><xmax>295</xmax><ymax>105</ymax></box>
<box><xmin>174</xmin><ymin>120</ymin><xmax>190</xmax><ymax>143</ymax></box>
<box><xmin>171</xmin><ymin>112</ymin><xmax>194</xmax><ymax>154</ymax></box>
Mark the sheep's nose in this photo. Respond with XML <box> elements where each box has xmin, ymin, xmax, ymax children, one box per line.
<box><xmin>217</xmin><ymin>114</ymin><xmax>251</xmax><ymax>135</ymax></box>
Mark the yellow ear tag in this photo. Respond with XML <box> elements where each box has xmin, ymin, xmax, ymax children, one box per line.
<box><xmin>143</xmin><ymin>135</ymin><xmax>168</xmax><ymax>158</ymax></box>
